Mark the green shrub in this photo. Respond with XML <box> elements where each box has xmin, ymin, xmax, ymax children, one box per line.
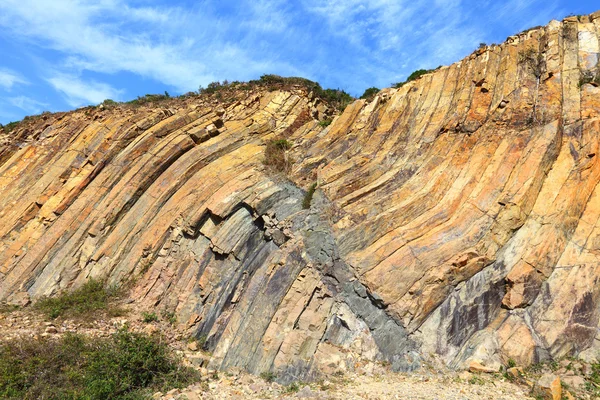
<box><xmin>468</xmin><ymin>375</ymin><xmax>485</xmax><ymax>385</ymax></box>
<box><xmin>162</xmin><ymin>310</ymin><xmax>177</xmax><ymax>325</ymax></box>
<box><xmin>126</xmin><ymin>93</ymin><xmax>170</xmax><ymax>106</ymax></box>
<box><xmin>393</xmin><ymin>67</ymin><xmax>441</xmax><ymax>88</ymax></box>
<box><xmin>100</xmin><ymin>99</ymin><xmax>119</xmax><ymax>108</ymax></box>
<box><xmin>1</xmin><ymin>121</ymin><xmax>20</xmax><ymax>133</ymax></box>
<box><xmin>272</xmin><ymin>139</ymin><xmax>292</xmax><ymax>150</ymax></box>
<box><xmin>286</xmin><ymin>382</ymin><xmax>300</xmax><ymax>393</ymax></box>
<box><xmin>302</xmin><ymin>182</ymin><xmax>317</xmax><ymax>209</ymax></box>
<box><xmin>34</xmin><ymin>279</ymin><xmax>122</xmax><ymax>320</ymax></box>
<box><xmin>0</xmin><ymin>329</ymin><xmax>199</xmax><ymax>399</ymax></box>
<box><xmin>319</xmin><ymin>119</ymin><xmax>332</xmax><ymax>127</ymax></box>
<box><xmin>199</xmin><ymin>81</ymin><xmax>227</xmax><ymax>95</ymax></box>
<box><xmin>260</xmin><ymin>371</ymin><xmax>277</xmax><ymax>383</ymax></box>
<box><xmin>249</xmin><ymin>75</ymin><xmax>355</xmax><ymax>112</ymax></box>
<box><xmin>142</xmin><ymin>312</ymin><xmax>158</xmax><ymax>323</ymax></box>
<box><xmin>360</xmin><ymin>87</ymin><xmax>380</xmax><ymax>100</ymax></box>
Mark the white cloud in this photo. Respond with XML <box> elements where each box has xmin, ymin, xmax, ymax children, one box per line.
<box><xmin>0</xmin><ymin>0</ymin><xmax>213</xmax><ymax>92</ymax></box>
<box><xmin>8</xmin><ymin>96</ymin><xmax>48</xmax><ymax>113</ymax></box>
<box><xmin>0</xmin><ymin>0</ymin><xmax>568</xmax><ymax>105</ymax></box>
<box><xmin>46</xmin><ymin>74</ymin><xmax>123</xmax><ymax>107</ymax></box>
<box><xmin>0</xmin><ymin>68</ymin><xmax>28</xmax><ymax>90</ymax></box>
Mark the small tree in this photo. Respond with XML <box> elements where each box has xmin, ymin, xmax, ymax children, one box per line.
<box><xmin>360</xmin><ymin>87</ymin><xmax>380</xmax><ymax>101</ymax></box>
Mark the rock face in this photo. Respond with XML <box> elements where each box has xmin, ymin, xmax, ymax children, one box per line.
<box><xmin>2</xmin><ymin>12</ymin><xmax>600</xmax><ymax>381</ymax></box>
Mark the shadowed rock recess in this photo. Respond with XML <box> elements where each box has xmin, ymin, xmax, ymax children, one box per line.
<box><xmin>2</xmin><ymin>12</ymin><xmax>600</xmax><ymax>382</ymax></box>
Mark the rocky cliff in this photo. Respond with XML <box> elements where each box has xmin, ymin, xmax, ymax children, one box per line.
<box><xmin>2</xmin><ymin>12</ymin><xmax>600</xmax><ymax>382</ymax></box>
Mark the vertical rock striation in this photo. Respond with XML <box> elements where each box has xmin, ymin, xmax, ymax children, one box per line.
<box><xmin>2</xmin><ymin>12</ymin><xmax>600</xmax><ymax>379</ymax></box>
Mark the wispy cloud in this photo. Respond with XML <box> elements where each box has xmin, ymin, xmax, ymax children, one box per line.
<box><xmin>0</xmin><ymin>0</ymin><xmax>584</xmax><ymax>124</ymax></box>
<box><xmin>47</xmin><ymin>74</ymin><xmax>123</xmax><ymax>107</ymax></box>
<box><xmin>0</xmin><ymin>68</ymin><xmax>28</xmax><ymax>90</ymax></box>
<box><xmin>8</xmin><ymin>96</ymin><xmax>48</xmax><ymax>113</ymax></box>
<box><xmin>0</xmin><ymin>0</ymin><xmax>214</xmax><ymax>92</ymax></box>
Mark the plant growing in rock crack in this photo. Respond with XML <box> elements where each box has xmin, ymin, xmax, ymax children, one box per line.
<box><xmin>518</xmin><ymin>48</ymin><xmax>545</xmax><ymax>79</ymax></box>
<box><xmin>302</xmin><ymin>182</ymin><xmax>318</xmax><ymax>209</ymax></box>
<box><xmin>579</xmin><ymin>70</ymin><xmax>600</xmax><ymax>87</ymax></box>
<box><xmin>518</xmin><ymin>47</ymin><xmax>545</xmax><ymax>123</ymax></box>
<box><xmin>263</xmin><ymin>138</ymin><xmax>293</xmax><ymax>173</ymax></box>
<box><xmin>319</xmin><ymin>119</ymin><xmax>332</xmax><ymax>127</ymax></box>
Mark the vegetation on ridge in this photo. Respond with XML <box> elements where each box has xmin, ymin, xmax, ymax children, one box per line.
<box><xmin>360</xmin><ymin>87</ymin><xmax>380</xmax><ymax>101</ymax></box>
<box><xmin>393</xmin><ymin>67</ymin><xmax>441</xmax><ymax>88</ymax></box>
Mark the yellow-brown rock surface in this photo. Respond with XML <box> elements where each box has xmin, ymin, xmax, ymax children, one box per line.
<box><xmin>2</xmin><ymin>13</ymin><xmax>600</xmax><ymax>381</ymax></box>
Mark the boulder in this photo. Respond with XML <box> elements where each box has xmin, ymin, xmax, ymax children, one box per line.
<box><xmin>533</xmin><ymin>374</ymin><xmax>561</xmax><ymax>400</ymax></box>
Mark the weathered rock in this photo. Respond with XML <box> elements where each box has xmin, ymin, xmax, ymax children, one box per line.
<box><xmin>6</xmin><ymin>291</ymin><xmax>30</xmax><ymax>307</ymax></box>
<box><xmin>533</xmin><ymin>374</ymin><xmax>561</xmax><ymax>400</ymax></box>
<box><xmin>468</xmin><ymin>361</ymin><xmax>498</xmax><ymax>374</ymax></box>
<box><xmin>1</xmin><ymin>13</ymin><xmax>600</xmax><ymax>381</ymax></box>
<box><xmin>44</xmin><ymin>326</ymin><xmax>58</xmax><ymax>334</ymax></box>
<box><xmin>506</xmin><ymin>367</ymin><xmax>523</xmax><ymax>379</ymax></box>
<box><xmin>560</xmin><ymin>375</ymin><xmax>585</xmax><ymax>390</ymax></box>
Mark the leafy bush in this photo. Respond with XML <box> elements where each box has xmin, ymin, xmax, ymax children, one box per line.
<box><xmin>100</xmin><ymin>99</ymin><xmax>119</xmax><ymax>108</ymax></box>
<box><xmin>0</xmin><ymin>329</ymin><xmax>199</xmax><ymax>399</ymax></box>
<box><xmin>34</xmin><ymin>279</ymin><xmax>122</xmax><ymax>320</ymax></box>
<box><xmin>360</xmin><ymin>87</ymin><xmax>380</xmax><ymax>101</ymax></box>
<box><xmin>264</xmin><ymin>138</ymin><xmax>293</xmax><ymax>173</ymax></box>
<box><xmin>162</xmin><ymin>310</ymin><xmax>177</xmax><ymax>325</ymax></box>
<box><xmin>393</xmin><ymin>67</ymin><xmax>441</xmax><ymax>88</ymax></box>
<box><xmin>319</xmin><ymin>119</ymin><xmax>332</xmax><ymax>127</ymax></box>
<box><xmin>1</xmin><ymin>121</ymin><xmax>20</xmax><ymax>133</ymax></box>
<box><xmin>260</xmin><ymin>371</ymin><xmax>277</xmax><ymax>383</ymax></box>
<box><xmin>126</xmin><ymin>93</ymin><xmax>170</xmax><ymax>106</ymax></box>
<box><xmin>250</xmin><ymin>75</ymin><xmax>354</xmax><ymax>111</ymax></box>
<box><xmin>271</xmin><ymin>139</ymin><xmax>292</xmax><ymax>150</ymax></box>
<box><xmin>199</xmin><ymin>81</ymin><xmax>228</xmax><ymax>95</ymax></box>
<box><xmin>142</xmin><ymin>312</ymin><xmax>158</xmax><ymax>323</ymax></box>
<box><xmin>286</xmin><ymin>382</ymin><xmax>300</xmax><ymax>393</ymax></box>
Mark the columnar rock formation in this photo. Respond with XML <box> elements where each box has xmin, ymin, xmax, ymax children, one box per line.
<box><xmin>2</xmin><ymin>12</ymin><xmax>600</xmax><ymax>381</ymax></box>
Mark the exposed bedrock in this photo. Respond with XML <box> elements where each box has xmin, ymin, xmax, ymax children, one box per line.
<box><xmin>2</xmin><ymin>12</ymin><xmax>600</xmax><ymax>380</ymax></box>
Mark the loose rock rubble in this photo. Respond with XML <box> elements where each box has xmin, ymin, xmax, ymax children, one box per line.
<box><xmin>154</xmin><ymin>370</ymin><xmax>534</xmax><ymax>400</ymax></box>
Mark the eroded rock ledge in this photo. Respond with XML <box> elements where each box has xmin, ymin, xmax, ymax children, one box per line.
<box><xmin>2</xmin><ymin>12</ymin><xmax>600</xmax><ymax>381</ymax></box>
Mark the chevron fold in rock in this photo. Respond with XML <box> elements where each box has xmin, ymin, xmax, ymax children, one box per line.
<box><xmin>2</xmin><ymin>12</ymin><xmax>600</xmax><ymax>381</ymax></box>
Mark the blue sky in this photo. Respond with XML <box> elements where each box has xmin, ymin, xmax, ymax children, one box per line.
<box><xmin>0</xmin><ymin>0</ymin><xmax>598</xmax><ymax>124</ymax></box>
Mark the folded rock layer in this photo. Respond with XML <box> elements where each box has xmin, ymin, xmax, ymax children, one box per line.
<box><xmin>2</xmin><ymin>12</ymin><xmax>600</xmax><ymax>379</ymax></box>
